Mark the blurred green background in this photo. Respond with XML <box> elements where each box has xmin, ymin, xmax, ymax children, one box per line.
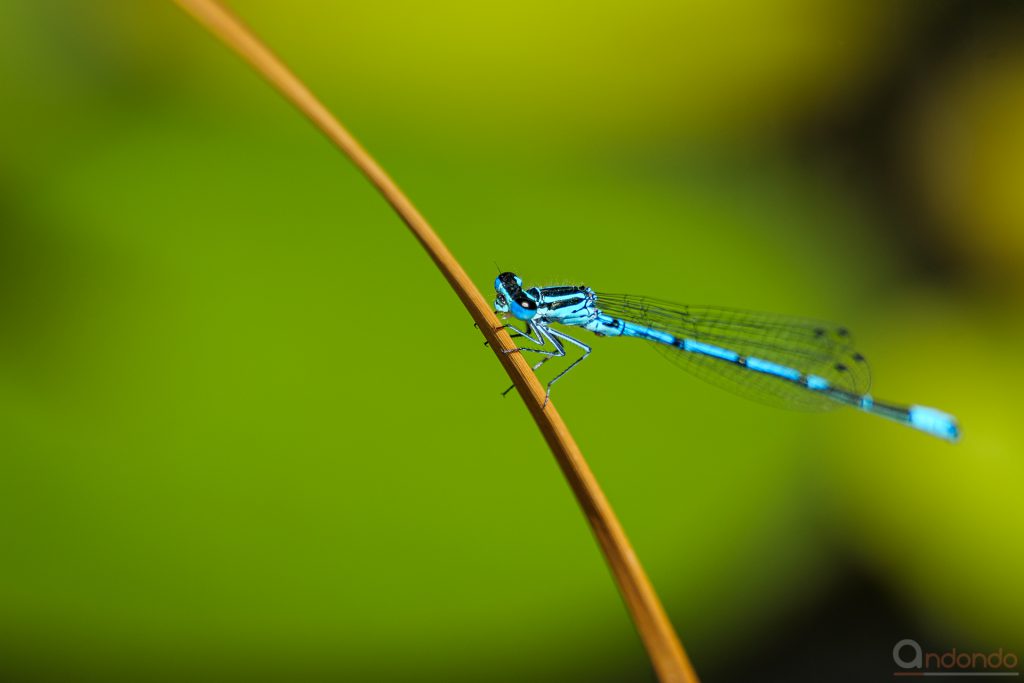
<box><xmin>1</xmin><ymin>1</ymin><xmax>1022</xmax><ymax>681</ymax></box>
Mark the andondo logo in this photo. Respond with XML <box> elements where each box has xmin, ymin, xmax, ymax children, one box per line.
<box><xmin>893</xmin><ymin>638</ymin><xmax>1019</xmax><ymax>677</ymax></box>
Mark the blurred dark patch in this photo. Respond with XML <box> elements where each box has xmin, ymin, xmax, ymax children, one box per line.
<box><xmin>791</xmin><ymin>0</ymin><xmax>1024</xmax><ymax>286</ymax></box>
<box><xmin>0</xmin><ymin>180</ymin><xmax>66</xmax><ymax>358</ymax></box>
<box><xmin>0</xmin><ymin>174</ymin><xmax>112</xmax><ymax>391</ymax></box>
<box><xmin>13</xmin><ymin>3</ymin><xmax>186</xmax><ymax>106</ymax></box>
<box><xmin>701</xmin><ymin>566</ymin><xmax>921</xmax><ymax>683</ymax></box>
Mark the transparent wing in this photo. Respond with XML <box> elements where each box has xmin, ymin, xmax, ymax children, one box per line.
<box><xmin>596</xmin><ymin>293</ymin><xmax>871</xmax><ymax>411</ymax></box>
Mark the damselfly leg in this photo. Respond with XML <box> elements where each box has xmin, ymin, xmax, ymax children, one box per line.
<box><xmin>541</xmin><ymin>328</ymin><xmax>592</xmax><ymax>403</ymax></box>
<box><xmin>501</xmin><ymin>323</ymin><xmax>592</xmax><ymax>406</ymax></box>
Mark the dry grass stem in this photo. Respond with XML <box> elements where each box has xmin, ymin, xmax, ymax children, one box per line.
<box><xmin>171</xmin><ymin>2</ymin><xmax>699</xmax><ymax>680</ymax></box>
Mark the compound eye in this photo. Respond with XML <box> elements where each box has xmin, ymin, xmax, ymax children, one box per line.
<box><xmin>515</xmin><ymin>295</ymin><xmax>537</xmax><ymax>310</ymax></box>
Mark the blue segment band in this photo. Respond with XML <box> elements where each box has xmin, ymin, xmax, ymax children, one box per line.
<box><xmin>806</xmin><ymin>375</ymin><xmax>830</xmax><ymax>390</ymax></box>
<box><xmin>909</xmin><ymin>405</ymin><xmax>960</xmax><ymax>443</ymax></box>
<box><xmin>746</xmin><ymin>356</ymin><xmax>802</xmax><ymax>381</ymax></box>
<box><xmin>682</xmin><ymin>339</ymin><xmax>740</xmax><ymax>362</ymax></box>
<box><xmin>623</xmin><ymin>323</ymin><xmax>675</xmax><ymax>345</ymax></box>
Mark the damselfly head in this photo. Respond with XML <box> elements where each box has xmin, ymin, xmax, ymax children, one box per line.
<box><xmin>494</xmin><ymin>272</ymin><xmax>538</xmax><ymax>321</ymax></box>
<box><xmin>494</xmin><ymin>272</ymin><xmax>522</xmax><ymax>314</ymax></box>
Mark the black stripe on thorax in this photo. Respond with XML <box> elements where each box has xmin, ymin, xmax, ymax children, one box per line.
<box><xmin>548</xmin><ymin>296</ymin><xmax>588</xmax><ymax>310</ymax></box>
<box><xmin>542</xmin><ymin>286</ymin><xmax>587</xmax><ymax>297</ymax></box>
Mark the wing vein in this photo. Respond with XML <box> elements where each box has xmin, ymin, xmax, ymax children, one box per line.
<box><xmin>595</xmin><ymin>293</ymin><xmax>871</xmax><ymax>411</ymax></box>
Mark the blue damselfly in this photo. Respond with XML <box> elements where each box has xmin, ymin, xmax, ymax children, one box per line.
<box><xmin>493</xmin><ymin>272</ymin><xmax>959</xmax><ymax>442</ymax></box>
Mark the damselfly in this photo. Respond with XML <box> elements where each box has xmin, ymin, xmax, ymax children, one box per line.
<box><xmin>492</xmin><ymin>272</ymin><xmax>959</xmax><ymax>442</ymax></box>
